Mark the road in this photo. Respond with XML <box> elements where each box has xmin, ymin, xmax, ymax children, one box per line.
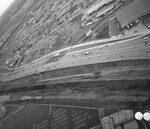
<box><xmin>0</xmin><ymin>0</ymin><xmax>132</xmax><ymax>67</ymax></box>
<box><xmin>0</xmin><ymin>30</ymin><xmax>150</xmax><ymax>87</ymax></box>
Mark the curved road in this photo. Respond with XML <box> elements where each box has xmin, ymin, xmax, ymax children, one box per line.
<box><xmin>0</xmin><ymin>30</ymin><xmax>150</xmax><ymax>83</ymax></box>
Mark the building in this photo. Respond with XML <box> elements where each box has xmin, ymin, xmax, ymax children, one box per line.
<box><xmin>86</xmin><ymin>0</ymin><xmax>114</xmax><ymax>15</ymax></box>
<box><xmin>116</xmin><ymin>0</ymin><xmax>150</xmax><ymax>28</ymax></box>
<box><xmin>96</xmin><ymin>5</ymin><xmax>115</xmax><ymax>18</ymax></box>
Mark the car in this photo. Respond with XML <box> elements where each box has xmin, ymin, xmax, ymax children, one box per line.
<box><xmin>130</xmin><ymin>23</ymin><xmax>133</xmax><ymax>27</ymax></box>
<box><xmin>147</xmin><ymin>24</ymin><xmax>150</xmax><ymax>29</ymax></box>
<box><xmin>126</xmin><ymin>25</ymin><xmax>130</xmax><ymax>29</ymax></box>
<box><xmin>135</xmin><ymin>19</ymin><xmax>139</xmax><ymax>24</ymax></box>
<box><xmin>76</xmin><ymin>53</ymin><xmax>79</xmax><ymax>56</ymax></box>
<box><xmin>83</xmin><ymin>51</ymin><xmax>91</xmax><ymax>56</ymax></box>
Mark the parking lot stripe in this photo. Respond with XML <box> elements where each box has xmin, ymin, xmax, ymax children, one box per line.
<box><xmin>3</xmin><ymin>105</ymin><xmax>24</xmax><ymax>121</ymax></box>
<box><xmin>36</xmin><ymin>120</ymin><xmax>47</xmax><ymax>127</ymax></box>
<box><xmin>33</xmin><ymin>124</ymin><xmax>35</xmax><ymax>129</ymax></box>
<box><xmin>49</xmin><ymin>105</ymin><xmax>51</xmax><ymax>116</ymax></box>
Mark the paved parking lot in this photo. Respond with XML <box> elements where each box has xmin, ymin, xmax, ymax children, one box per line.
<box><xmin>109</xmin><ymin>17</ymin><xmax>123</xmax><ymax>36</ymax></box>
<box><xmin>1</xmin><ymin>104</ymin><xmax>100</xmax><ymax>129</ymax></box>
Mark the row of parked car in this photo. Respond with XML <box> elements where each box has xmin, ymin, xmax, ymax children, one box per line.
<box><xmin>71</xmin><ymin>51</ymin><xmax>93</xmax><ymax>58</ymax></box>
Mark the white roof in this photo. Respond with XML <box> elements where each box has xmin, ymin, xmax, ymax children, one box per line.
<box><xmin>96</xmin><ymin>6</ymin><xmax>114</xmax><ymax>17</ymax></box>
<box><xmin>116</xmin><ymin>0</ymin><xmax>150</xmax><ymax>27</ymax></box>
<box><xmin>86</xmin><ymin>0</ymin><xmax>112</xmax><ymax>15</ymax></box>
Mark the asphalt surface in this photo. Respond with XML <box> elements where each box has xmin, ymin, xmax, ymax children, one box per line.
<box><xmin>1</xmin><ymin>104</ymin><xmax>100</xmax><ymax>129</ymax></box>
<box><xmin>0</xmin><ymin>30</ymin><xmax>150</xmax><ymax>83</ymax></box>
<box><xmin>109</xmin><ymin>17</ymin><xmax>123</xmax><ymax>36</ymax></box>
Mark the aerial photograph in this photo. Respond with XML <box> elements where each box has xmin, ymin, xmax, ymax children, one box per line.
<box><xmin>0</xmin><ymin>0</ymin><xmax>150</xmax><ymax>128</ymax></box>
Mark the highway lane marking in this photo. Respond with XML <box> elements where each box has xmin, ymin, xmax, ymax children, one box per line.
<box><xmin>14</xmin><ymin>35</ymin><xmax>137</xmax><ymax>71</ymax></box>
<box><xmin>3</xmin><ymin>56</ymin><xmax>150</xmax><ymax>82</ymax></box>
<box><xmin>66</xmin><ymin>39</ymin><xmax>146</xmax><ymax>55</ymax></box>
<box><xmin>58</xmin><ymin>45</ymin><xmax>150</xmax><ymax>64</ymax></box>
<box><xmin>2</xmin><ymin>105</ymin><xmax>24</xmax><ymax>121</ymax></box>
<box><xmin>11</xmin><ymin>32</ymin><xmax>145</xmax><ymax>70</ymax></box>
<box><xmin>39</xmin><ymin>53</ymin><xmax>149</xmax><ymax>74</ymax></box>
<box><xmin>2</xmin><ymin>36</ymin><xmax>150</xmax><ymax>81</ymax></box>
<box><xmin>3</xmin><ymin>37</ymin><xmax>149</xmax><ymax>67</ymax></box>
<box><xmin>3</xmin><ymin>31</ymin><xmax>150</xmax><ymax>72</ymax></box>
<box><xmin>4</xmin><ymin>52</ymin><xmax>150</xmax><ymax>82</ymax></box>
<box><xmin>15</xmin><ymin>36</ymin><xmax>129</xmax><ymax>66</ymax></box>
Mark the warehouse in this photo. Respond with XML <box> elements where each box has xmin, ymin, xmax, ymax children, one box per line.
<box><xmin>116</xmin><ymin>0</ymin><xmax>150</xmax><ymax>28</ymax></box>
<box><xmin>86</xmin><ymin>0</ymin><xmax>114</xmax><ymax>15</ymax></box>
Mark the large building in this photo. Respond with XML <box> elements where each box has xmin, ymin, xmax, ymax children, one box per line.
<box><xmin>116</xmin><ymin>0</ymin><xmax>150</xmax><ymax>28</ymax></box>
<box><xmin>86</xmin><ymin>0</ymin><xmax>114</xmax><ymax>15</ymax></box>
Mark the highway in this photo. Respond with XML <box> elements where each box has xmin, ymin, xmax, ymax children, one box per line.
<box><xmin>0</xmin><ymin>30</ymin><xmax>150</xmax><ymax>84</ymax></box>
<box><xmin>1</xmin><ymin>62</ymin><xmax>150</xmax><ymax>89</ymax></box>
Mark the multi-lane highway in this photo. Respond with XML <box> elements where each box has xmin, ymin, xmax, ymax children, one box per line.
<box><xmin>0</xmin><ymin>30</ymin><xmax>150</xmax><ymax>85</ymax></box>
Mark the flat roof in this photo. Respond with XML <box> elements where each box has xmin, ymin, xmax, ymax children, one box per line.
<box><xmin>96</xmin><ymin>5</ymin><xmax>114</xmax><ymax>17</ymax></box>
<box><xmin>116</xmin><ymin>0</ymin><xmax>150</xmax><ymax>27</ymax></box>
<box><xmin>86</xmin><ymin>0</ymin><xmax>112</xmax><ymax>15</ymax></box>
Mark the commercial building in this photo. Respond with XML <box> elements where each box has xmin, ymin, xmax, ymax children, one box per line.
<box><xmin>86</xmin><ymin>0</ymin><xmax>114</xmax><ymax>15</ymax></box>
<box><xmin>116</xmin><ymin>0</ymin><xmax>150</xmax><ymax>28</ymax></box>
<box><xmin>96</xmin><ymin>5</ymin><xmax>115</xmax><ymax>18</ymax></box>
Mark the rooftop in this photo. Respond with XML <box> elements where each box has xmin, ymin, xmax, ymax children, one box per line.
<box><xmin>116</xmin><ymin>0</ymin><xmax>150</xmax><ymax>28</ymax></box>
